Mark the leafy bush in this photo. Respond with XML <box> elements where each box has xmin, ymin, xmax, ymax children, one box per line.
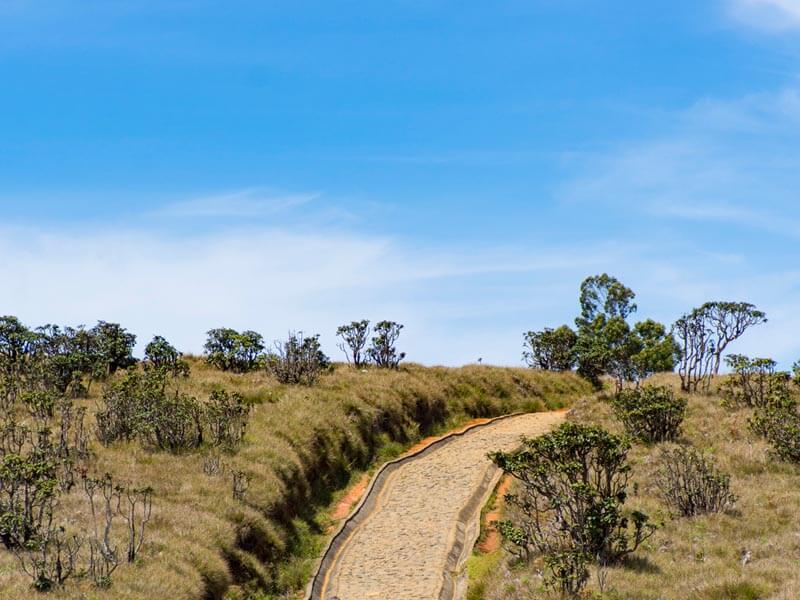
<box><xmin>610</xmin><ymin>385</ymin><xmax>686</xmax><ymax>443</ymax></box>
<box><xmin>368</xmin><ymin>320</ymin><xmax>405</xmax><ymax>369</ymax></box>
<box><xmin>656</xmin><ymin>447</ymin><xmax>736</xmax><ymax>517</ymax></box>
<box><xmin>204</xmin><ymin>328</ymin><xmax>265</xmax><ymax>373</ymax></box>
<box><xmin>0</xmin><ymin>449</ymin><xmax>59</xmax><ymax>549</ymax></box>
<box><xmin>144</xmin><ymin>336</ymin><xmax>189</xmax><ymax>378</ymax></box>
<box><xmin>34</xmin><ymin>324</ymin><xmax>102</xmax><ymax>396</ymax></box>
<box><xmin>95</xmin><ymin>368</ymin><xmax>247</xmax><ymax>452</ymax></box>
<box><xmin>543</xmin><ymin>549</ymin><xmax>589</xmax><ymax>598</ymax></box>
<box><xmin>206</xmin><ymin>390</ymin><xmax>250</xmax><ymax>446</ymax></box>
<box><xmin>266</xmin><ymin>332</ymin><xmax>330</xmax><ymax>385</ymax></box>
<box><xmin>490</xmin><ymin>422</ymin><xmax>655</xmax><ymax>566</ymax></box>
<box><xmin>95</xmin><ymin>370</ymin><xmax>148</xmax><ymax>445</ymax></box>
<box><xmin>752</xmin><ymin>401</ymin><xmax>800</xmax><ymax>463</ymax></box>
<box><xmin>138</xmin><ymin>391</ymin><xmax>203</xmax><ymax>452</ymax></box>
<box><xmin>522</xmin><ymin>325</ymin><xmax>577</xmax><ymax>371</ymax></box>
<box><xmin>336</xmin><ymin>320</ymin><xmax>371</xmax><ymax>368</ymax></box>
<box><xmin>721</xmin><ymin>354</ymin><xmax>789</xmax><ymax>408</ymax></box>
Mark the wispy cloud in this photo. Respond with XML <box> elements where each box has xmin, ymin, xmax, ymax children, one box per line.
<box><xmin>727</xmin><ymin>0</ymin><xmax>800</xmax><ymax>31</ymax></box>
<box><xmin>560</xmin><ymin>86</ymin><xmax>800</xmax><ymax>237</ymax></box>
<box><xmin>0</xmin><ymin>222</ymin><xmax>629</xmax><ymax>366</ymax></box>
<box><xmin>155</xmin><ymin>189</ymin><xmax>320</xmax><ymax>218</ymax></box>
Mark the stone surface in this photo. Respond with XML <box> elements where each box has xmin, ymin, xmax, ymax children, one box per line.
<box><xmin>319</xmin><ymin>411</ymin><xmax>565</xmax><ymax>600</ymax></box>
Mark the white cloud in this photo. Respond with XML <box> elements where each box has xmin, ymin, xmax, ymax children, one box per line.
<box><xmin>155</xmin><ymin>189</ymin><xmax>320</xmax><ymax>218</ymax></box>
<box><xmin>0</xmin><ymin>223</ymin><xmax>624</xmax><ymax>366</ymax></box>
<box><xmin>727</xmin><ymin>0</ymin><xmax>800</xmax><ymax>31</ymax></box>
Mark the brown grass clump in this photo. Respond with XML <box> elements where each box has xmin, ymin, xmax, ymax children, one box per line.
<box><xmin>0</xmin><ymin>359</ymin><xmax>590</xmax><ymax>599</ymax></box>
<box><xmin>469</xmin><ymin>374</ymin><xmax>800</xmax><ymax>599</ymax></box>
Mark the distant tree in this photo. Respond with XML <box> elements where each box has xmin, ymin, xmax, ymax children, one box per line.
<box><xmin>673</xmin><ymin>302</ymin><xmax>766</xmax><ymax>393</ymax></box>
<box><xmin>204</xmin><ymin>328</ymin><xmax>240</xmax><ymax>371</ymax></box>
<box><xmin>237</xmin><ymin>331</ymin><xmax>265</xmax><ymax>372</ymax></box>
<box><xmin>90</xmin><ymin>322</ymin><xmax>137</xmax><ymax>377</ymax></box>
<box><xmin>630</xmin><ymin>319</ymin><xmax>680</xmax><ymax>383</ymax></box>
<box><xmin>336</xmin><ymin>320</ymin><xmax>371</xmax><ymax>368</ymax></box>
<box><xmin>0</xmin><ymin>316</ymin><xmax>39</xmax><ymax>405</ymax></box>
<box><xmin>573</xmin><ymin>276</ymin><xmax>677</xmax><ymax>390</ymax></box>
<box><xmin>204</xmin><ymin>328</ymin><xmax>264</xmax><ymax>373</ymax></box>
<box><xmin>144</xmin><ymin>336</ymin><xmax>189</xmax><ymax>378</ymax></box>
<box><xmin>523</xmin><ymin>325</ymin><xmax>577</xmax><ymax>371</ymax></box>
<box><xmin>703</xmin><ymin>302</ymin><xmax>767</xmax><ymax>375</ymax></box>
<box><xmin>574</xmin><ymin>275</ymin><xmax>638</xmax><ymax>388</ymax></box>
<box><xmin>368</xmin><ymin>321</ymin><xmax>405</xmax><ymax>369</ymax></box>
<box><xmin>576</xmin><ymin>273</ymin><xmax>638</xmax><ymax>326</ymax></box>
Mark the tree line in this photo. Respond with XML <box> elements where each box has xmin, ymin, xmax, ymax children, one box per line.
<box><xmin>523</xmin><ymin>273</ymin><xmax>766</xmax><ymax>392</ymax></box>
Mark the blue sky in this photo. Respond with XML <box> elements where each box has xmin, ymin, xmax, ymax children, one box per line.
<box><xmin>2</xmin><ymin>0</ymin><xmax>800</xmax><ymax>366</ymax></box>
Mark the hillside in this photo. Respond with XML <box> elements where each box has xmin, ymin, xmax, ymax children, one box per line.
<box><xmin>0</xmin><ymin>358</ymin><xmax>592</xmax><ymax>599</ymax></box>
<box><xmin>468</xmin><ymin>375</ymin><xmax>800</xmax><ymax>600</ymax></box>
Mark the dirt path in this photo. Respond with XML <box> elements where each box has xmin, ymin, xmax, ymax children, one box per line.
<box><xmin>308</xmin><ymin>411</ymin><xmax>565</xmax><ymax>600</ymax></box>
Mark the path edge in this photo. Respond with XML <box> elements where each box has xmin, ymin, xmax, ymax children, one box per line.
<box><xmin>304</xmin><ymin>411</ymin><xmax>529</xmax><ymax>600</ymax></box>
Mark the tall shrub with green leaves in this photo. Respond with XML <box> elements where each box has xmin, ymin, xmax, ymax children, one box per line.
<box><xmin>204</xmin><ymin>328</ymin><xmax>264</xmax><ymax>373</ymax></box>
<box><xmin>490</xmin><ymin>422</ymin><xmax>655</xmax><ymax>567</ymax></box>
<box><xmin>144</xmin><ymin>336</ymin><xmax>189</xmax><ymax>378</ymax></box>
<box><xmin>610</xmin><ymin>385</ymin><xmax>687</xmax><ymax>443</ymax></box>
<box><xmin>721</xmin><ymin>355</ymin><xmax>789</xmax><ymax>408</ymax></box>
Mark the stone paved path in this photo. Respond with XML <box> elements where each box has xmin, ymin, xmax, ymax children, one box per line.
<box><xmin>316</xmin><ymin>411</ymin><xmax>565</xmax><ymax>600</ymax></box>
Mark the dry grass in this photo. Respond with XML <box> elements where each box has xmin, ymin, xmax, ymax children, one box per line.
<box><xmin>470</xmin><ymin>374</ymin><xmax>800</xmax><ymax>600</ymax></box>
<box><xmin>0</xmin><ymin>358</ymin><xmax>591</xmax><ymax>599</ymax></box>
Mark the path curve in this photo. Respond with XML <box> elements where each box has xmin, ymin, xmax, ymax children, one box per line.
<box><xmin>307</xmin><ymin>410</ymin><xmax>566</xmax><ymax>600</ymax></box>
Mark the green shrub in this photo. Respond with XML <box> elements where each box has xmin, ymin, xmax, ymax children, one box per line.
<box><xmin>752</xmin><ymin>403</ymin><xmax>800</xmax><ymax>464</ymax></box>
<box><xmin>266</xmin><ymin>332</ymin><xmax>330</xmax><ymax>385</ymax></box>
<box><xmin>610</xmin><ymin>385</ymin><xmax>686</xmax><ymax>443</ymax></box>
<box><xmin>721</xmin><ymin>355</ymin><xmax>789</xmax><ymax>408</ymax></box>
<box><xmin>204</xmin><ymin>328</ymin><xmax>265</xmax><ymax>373</ymax></box>
<box><xmin>656</xmin><ymin>446</ymin><xmax>736</xmax><ymax>517</ymax></box>
<box><xmin>490</xmin><ymin>422</ymin><xmax>655</xmax><ymax>566</ymax></box>
<box><xmin>543</xmin><ymin>548</ymin><xmax>589</xmax><ymax>598</ymax></box>
<box><xmin>144</xmin><ymin>336</ymin><xmax>189</xmax><ymax>378</ymax></box>
<box><xmin>95</xmin><ymin>368</ymin><xmax>248</xmax><ymax>452</ymax></box>
<box><xmin>206</xmin><ymin>390</ymin><xmax>250</xmax><ymax>447</ymax></box>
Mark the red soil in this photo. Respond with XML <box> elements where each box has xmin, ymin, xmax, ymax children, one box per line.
<box><xmin>477</xmin><ymin>474</ymin><xmax>512</xmax><ymax>554</ymax></box>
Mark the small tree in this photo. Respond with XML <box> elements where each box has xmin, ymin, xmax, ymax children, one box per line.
<box><xmin>630</xmin><ymin>319</ymin><xmax>680</xmax><ymax>382</ymax></box>
<box><xmin>610</xmin><ymin>385</ymin><xmax>687</xmax><ymax>443</ymax></box>
<box><xmin>266</xmin><ymin>332</ymin><xmax>330</xmax><ymax>385</ymax></box>
<box><xmin>673</xmin><ymin>302</ymin><xmax>766</xmax><ymax>393</ymax></box>
<box><xmin>336</xmin><ymin>320</ymin><xmax>371</xmax><ymax>368</ymax></box>
<box><xmin>204</xmin><ymin>328</ymin><xmax>264</xmax><ymax>373</ymax></box>
<box><xmin>90</xmin><ymin>322</ymin><xmax>137</xmax><ymax>378</ymax></box>
<box><xmin>368</xmin><ymin>321</ymin><xmax>405</xmax><ymax>369</ymax></box>
<box><xmin>0</xmin><ymin>316</ymin><xmax>39</xmax><ymax>407</ymax></box>
<box><xmin>522</xmin><ymin>325</ymin><xmax>577</xmax><ymax>371</ymax></box>
<box><xmin>574</xmin><ymin>274</ymin><xmax>639</xmax><ymax>389</ymax></box>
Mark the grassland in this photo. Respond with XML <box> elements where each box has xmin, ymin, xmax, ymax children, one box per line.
<box><xmin>0</xmin><ymin>358</ymin><xmax>591</xmax><ymax>599</ymax></box>
<box><xmin>468</xmin><ymin>375</ymin><xmax>800</xmax><ymax>600</ymax></box>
